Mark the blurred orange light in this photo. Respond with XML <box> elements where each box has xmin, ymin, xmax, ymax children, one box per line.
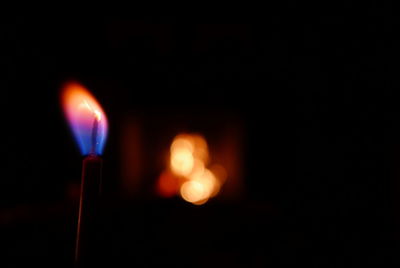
<box><xmin>188</xmin><ymin>168</ymin><xmax>219</xmax><ymax>199</ymax></box>
<box><xmin>161</xmin><ymin>133</ymin><xmax>227</xmax><ymax>205</ymax></box>
<box><xmin>180</xmin><ymin>180</ymin><xmax>209</xmax><ymax>205</ymax></box>
<box><xmin>170</xmin><ymin>147</ymin><xmax>195</xmax><ymax>176</ymax></box>
<box><xmin>191</xmin><ymin>135</ymin><xmax>209</xmax><ymax>163</ymax></box>
<box><xmin>188</xmin><ymin>159</ymin><xmax>205</xmax><ymax>177</ymax></box>
<box><xmin>209</xmin><ymin>165</ymin><xmax>227</xmax><ymax>196</ymax></box>
<box><xmin>170</xmin><ymin>134</ymin><xmax>210</xmax><ymax>177</ymax></box>
<box><xmin>171</xmin><ymin>136</ymin><xmax>195</xmax><ymax>153</ymax></box>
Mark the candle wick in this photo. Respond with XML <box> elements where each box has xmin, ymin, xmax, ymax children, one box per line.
<box><xmin>90</xmin><ymin>118</ymin><xmax>99</xmax><ymax>155</ymax></box>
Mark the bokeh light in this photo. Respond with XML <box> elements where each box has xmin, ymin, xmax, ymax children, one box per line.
<box><xmin>158</xmin><ymin>133</ymin><xmax>227</xmax><ymax>205</ymax></box>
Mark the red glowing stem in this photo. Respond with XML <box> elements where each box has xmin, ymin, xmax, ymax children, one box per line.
<box><xmin>75</xmin><ymin>155</ymin><xmax>103</xmax><ymax>267</ymax></box>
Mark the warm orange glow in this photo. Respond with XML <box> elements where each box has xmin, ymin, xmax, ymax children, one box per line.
<box><xmin>61</xmin><ymin>82</ymin><xmax>108</xmax><ymax>155</ymax></box>
<box><xmin>180</xmin><ymin>180</ymin><xmax>209</xmax><ymax>205</ymax></box>
<box><xmin>170</xmin><ymin>134</ymin><xmax>209</xmax><ymax>177</ymax></box>
<box><xmin>189</xmin><ymin>159</ymin><xmax>206</xmax><ymax>178</ymax></box>
<box><xmin>209</xmin><ymin>165</ymin><xmax>227</xmax><ymax>196</ymax></box>
<box><xmin>191</xmin><ymin>135</ymin><xmax>209</xmax><ymax>163</ymax></box>
<box><xmin>62</xmin><ymin>83</ymin><xmax>105</xmax><ymax>123</ymax></box>
<box><xmin>160</xmin><ymin>133</ymin><xmax>227</xmax><ymax>205</ymax></box>
<box><xmin>171</xmin><ymin>136</ymin><xmax>195</xmax><ymax>154</ymax></box>
<box><xmin>170</xmin><ymin>147</ymin><xmax>194</xmax><ymax>176</ymax></box>
<box><xmin>209</xmin><ymin>165</ymin><xmax>228</xmax><ymax>182</ymax></box>
<box><xmin>156</xmin><ymin>171</ymin><xmax>180</xmax><ymax>198</ymax></box>
<box><xmin>189</xmin><ymin>168</ymin><xmax>220</xmax><ymax>198</ymax></box>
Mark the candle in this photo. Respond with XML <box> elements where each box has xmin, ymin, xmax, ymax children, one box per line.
<box><xmin>61</xmin><ymin>82</ymin><xmax>108</xmax><ymax>266</ymax></box>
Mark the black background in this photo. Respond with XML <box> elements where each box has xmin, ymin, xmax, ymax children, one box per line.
<box><xmin>1</xmin><ymin>10</ymin><xmax>400</xmax><ymax>267</ymax></box>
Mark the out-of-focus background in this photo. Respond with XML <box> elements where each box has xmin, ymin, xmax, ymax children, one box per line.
<box><xmin>2</xmin><ymin>11</ymin><xmax>400</xmax><ymax>267</ymax></box>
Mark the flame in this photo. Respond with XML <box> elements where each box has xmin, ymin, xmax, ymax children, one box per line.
<box><xmin>61</xmin><ymin>82</ymin><xmax>108</xmax><ymax>156</ymax></box>
<box><xmin>180</xmin><ymin>180</ymin><xmax>209</xmax><ymax>205</ymax></box>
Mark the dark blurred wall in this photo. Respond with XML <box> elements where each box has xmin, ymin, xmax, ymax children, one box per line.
<box><xmin>1</xmin><ymin>10</ymin><xmax>400</xmax><ymax>266</ymax></box>
<box><xmin>0</xmin><ymin>17</ymin><xmax>267</xmax><ymax>205</ymax></box>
